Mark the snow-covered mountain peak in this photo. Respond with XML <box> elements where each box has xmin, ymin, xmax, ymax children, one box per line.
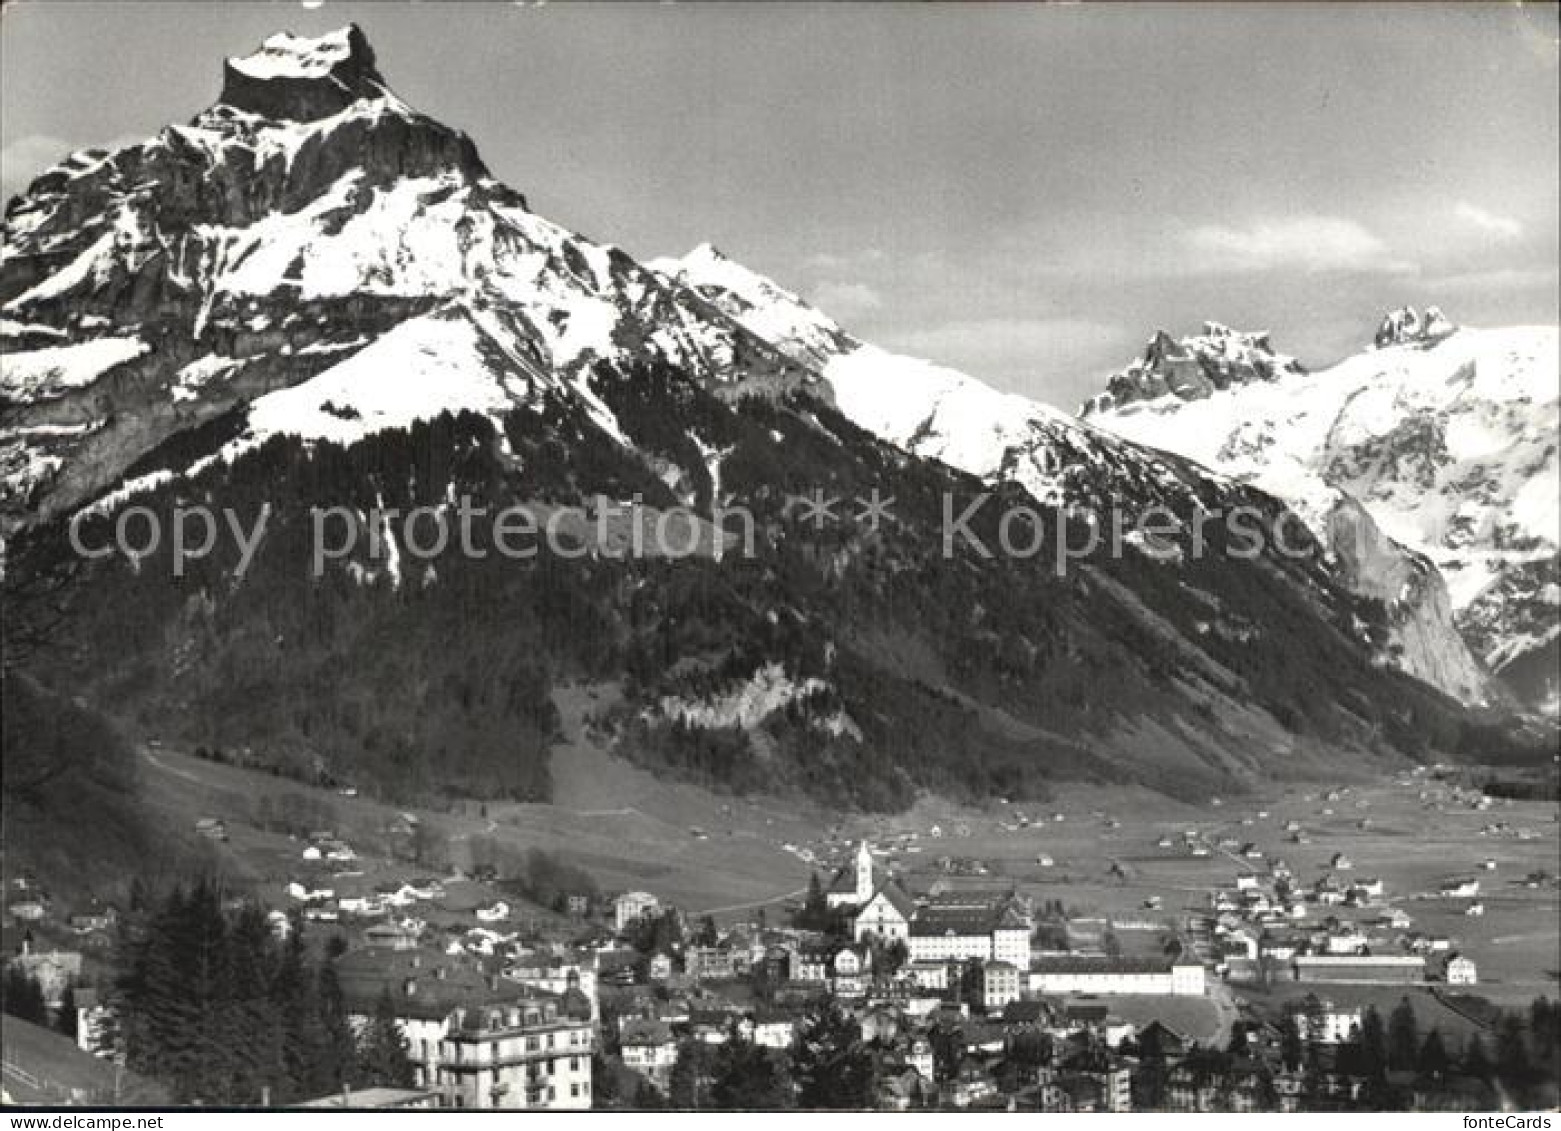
<box><xmin>657</xmin><ymin>244</ymin><xmax>825</xmax><ymax>320</ymax></box>
<box><xmin>220</xmin><ymin>25</ymin><xmax>393</xmax><ymax>122</ymax></box>
<box><xmin>1086</xmin><ymin>318</ymin><xmax>1559</xmax><ymax>713</ymax></box>
<box><xmin>681</xmin><ymin>242</ymin><xmax>733</xmax><ymax>267</ymax></box>
<box><xmin>1374</xmin><ymin>305</ymin><xmax>1457</xmax><ymax>350</ymax></box>
<box><xmin>652</xmin><ymin>244</ymin><xmax>857</xmax><ymax>371</ymax></box>
<box><xmin>228</xmin><ymin>26</ymin><xmax>366</xmax><ymax>80</ymax></box>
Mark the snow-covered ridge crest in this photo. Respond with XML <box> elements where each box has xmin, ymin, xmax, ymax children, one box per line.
<box><xmin>650</xmin><ymin>243</ymin><xmax>858</xmax><ymax>371</ymax></box>
<box><xmin>220</xmin><ymin>24</ymin><xmax>392</xmax><ymax>122</ymax></box>
<box><xmin>658</xmin><ymin>244</ymin><xmax>1226</xmax><ymax>508</ymax></box>
<box><xmin>228</xmin><ymin>27</ymin><xmax>362</xmax><ymax>81</ymax></box>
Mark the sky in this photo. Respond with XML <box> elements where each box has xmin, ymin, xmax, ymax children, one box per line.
<box><xmin>2</xmin><ymin>1</ymin><xmax>1557</xmax><ymax>410</ymax></box>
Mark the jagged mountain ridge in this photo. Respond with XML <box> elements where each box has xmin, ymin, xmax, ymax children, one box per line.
<box><xmin>1</xmin><ymin>26</ymin><xmax>1540</xmax><ymax>814</ymax></box>
<box><xmin>1083</xmin><ymin>316</ymin><xmax>1559</xmax><ymax>715</ymax></box>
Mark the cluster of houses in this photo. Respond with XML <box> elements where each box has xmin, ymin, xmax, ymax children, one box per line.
<box><xmin>1200</xmin><ymin>862</ymin><xmax>1478</xmax><ymax>988</ymax></box>
<box><xmin>584</xmin><ymin>843</ymin><xmax>1227</xmax><ymax>1109</ymax></box>
<box><xmin>287</xmin><ymin>874</ymin><xmax>450</xmax><ymax>924</ymax></box>
<box><xmin>614</xmin><ymin>983</ymin><xmax>1165</xmax><ymax>1109</ymax></box>
<box><xmin>6</xmin><ymin>771</ymin><xmax>1537</xmax><ymax>1114</ymax></box>
<box><xmin>258</xmin><ymin>839</ymin><xmax>1229</xmax><ymax>1108</ymax></box>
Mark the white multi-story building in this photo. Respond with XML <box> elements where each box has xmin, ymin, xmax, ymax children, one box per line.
<box><xmin>1290</xmin><ymin>1001</ymin><xmax>1362</xmax><ymax>1045</ymax></box>
<box><xmin>906</xmin><ymin>899</ymin><xmax>1031</xmax><ymax>966</ymax></box>
<box><xmin>438</xmin><ymin>1000</ymin><xmax>593</xmax><ymax>1109</ymax></box>
<box><xmin>983</xmin><ymin>961</ymin><xmax>1022</xmax><ymax>1011</ymax></box>
<box><xmin>614</xmin><ymin>892</ymin><xmax>661</xmax><ymax>931</ymax></box>
<box><xmin>905</xmin><ymin>960</ymin><xmax>952</xmax><ymax>991</ymax></box>
<box><xmin>619</xmin><ymin>1020</ymin><xmax>677</xmax><ymax>1093</ymax></box>
<box><xmin>1445</xmin><ymin>955</ymin><xmax>1478</xmax><ymax>985</ymax></box>
<box><xmin>751</xmin><ymin>1011</ymin><xmax>796</xmax><ymax>1050</ymax></box>
<box><xmin>338</xmin><ymin>947</ymin><xmax>594</xmax><ymax>1100</ymax></box>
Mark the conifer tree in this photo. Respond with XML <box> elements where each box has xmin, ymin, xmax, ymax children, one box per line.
<box><xmin>1463</xmin><ymin>1032</ymin><xmax>1493</xmax><ymax>1080</ymax></box>
<box><xmin>316</xmin><ymin>959</ymin><xmax>359</xmax><ymax>1093</ymax></box>
<box><xmin>1387</xmin><ymin>997</ymin><xmax>1419</xmax><ymax>1072</ymax></box>
<box><xmin>357</xmin><ymin>987</ymin><xmax>415</xmax><ymax>1089</ymax></box>
<box><xmin>1418</xmin><ymin>1029</ymin><xmax>1450</xmax><ymax>1079</ymax></box>
<box><xmin>1358</xmin><ymin>1007</ymin><xmax>1389</xmax><ymax>1081</ymax></box>
<box><xmin>791</xmin><ymin>1004</ymin><xmax>873</xmax><ymax>1109</ymax></box>
<box><xmin>275</xmin><ymin>921</ymin><xmax>329</xmax><ymax>1100</ymax></box>
<box><xmin>56</xmin><ymin>983</ymin><xmax>78</xmax><ymax>1040</ymax></box>
<box><xmin>0</xmin><ymin>967</ymin><xmax>47</xmax><ymax>1025</ymax></box>
<box><xmin>709</xmin><ymin>1038</ymin><xmax>791</xmax><ymax>1109</ymax></box>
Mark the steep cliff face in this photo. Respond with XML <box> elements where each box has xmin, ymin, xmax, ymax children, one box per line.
<box><xmin>1324</xmin><ymin>494</ymin><xmax>1491</xmax><ymax>705</ymax></box>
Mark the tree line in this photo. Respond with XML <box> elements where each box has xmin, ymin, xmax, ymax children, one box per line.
<box><xmin>108</xmin><ymin>879</ymin><xmax>413</xmax><ymax>1105</ymax></box>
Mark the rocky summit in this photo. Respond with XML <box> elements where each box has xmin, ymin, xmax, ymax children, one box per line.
<box><xmin>1374</xmin><ymin>304</ymin><xmax>1456</xmax><ymax>349</ymax></box>
<box><xmin>1079</xmin><ymin>323</ymin><xmax>1306</xmax><ymax>417</ymax></box>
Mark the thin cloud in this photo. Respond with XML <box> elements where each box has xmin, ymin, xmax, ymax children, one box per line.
<box><xmin>1422</xmin><ymin>263</ymin><xmax>1558</xmax><ymax>293</ymax></box>
<box><xmin>802</xmin><ymin>248</ymin><xmax>886</xmax><ymax>273</ymax></box>
<box><xmin>884</xmin><ymin>316</ymin><xmax>1128</xmax><ymax>374</ymax></box>
<box><xmin>1180</xmin><ymin>216</ymin><xmax>1410</xmax><ymax>275</ymax></box>
<box><xmin>808</xmin><ymin>280</ymin><xmax>883</xmax><ymax>320</ymax></box>
<box><xmin>1454</xmin><ymin>201</ymin><xmax>1523</xmax><ymax>240</ymax></box>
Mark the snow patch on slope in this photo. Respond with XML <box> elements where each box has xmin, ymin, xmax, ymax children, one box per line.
<box><xmin>243</xmin><ymin>313</ymin><xmax>515</xmax><ymax>446</ymax></box>
<box><xmin>1</xmin><ymin>336</ymin><xmax>147</xmax><ymax>399</ymax></box>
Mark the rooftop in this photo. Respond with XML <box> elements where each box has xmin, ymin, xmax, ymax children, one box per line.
<box><xmin>298</xmin><ymin>1087</ymin><xmax>440</xmax><ymax>1109</ymax></box>
<box><xmin>1032</xmin><ymin>956</ymin><xmax>1178</xmax><ymax>975</ymax></box>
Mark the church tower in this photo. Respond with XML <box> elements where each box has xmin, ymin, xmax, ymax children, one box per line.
<box><xmin>855</xmin><ymin>840</ymin><xmax>874</xmax><ymax>903</ymax></box>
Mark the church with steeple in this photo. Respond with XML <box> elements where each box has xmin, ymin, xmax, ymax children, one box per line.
<box><xmin>825</xmin><ymin>841</ymin><xmax>878</xmax><ymax>909</ymax></box>
<box><xmin>824</xmin><ymin>841</ymin><xmax>916</xmax><ymax>944</ymax></box>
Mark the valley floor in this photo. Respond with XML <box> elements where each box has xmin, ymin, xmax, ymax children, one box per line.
<box><xmin>70</xmin><ymin>684</ymin><xmax>1558</xmax><ymax>1003</ymax></box>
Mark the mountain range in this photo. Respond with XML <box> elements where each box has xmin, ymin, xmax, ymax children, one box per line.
<box><xmin>2</xmin><ymin>26</ymin><xmax>1551</xmax><ymax>824</ymax></box>
<box><xmin>1082</xmin><ymin>310</ymin><xmax>1558</xmax><ymax>716</ymax></box>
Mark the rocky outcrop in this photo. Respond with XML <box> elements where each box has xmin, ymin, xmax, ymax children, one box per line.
<box><xmin>1081</xmin><ymin>322</ymin><xmax>1304</xmax><ymax>416</ymax></box>
<box><xmin>1374</xmin><ymin>305</ymin><xmax>1455</xmax><ymax>349</ymax></box>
